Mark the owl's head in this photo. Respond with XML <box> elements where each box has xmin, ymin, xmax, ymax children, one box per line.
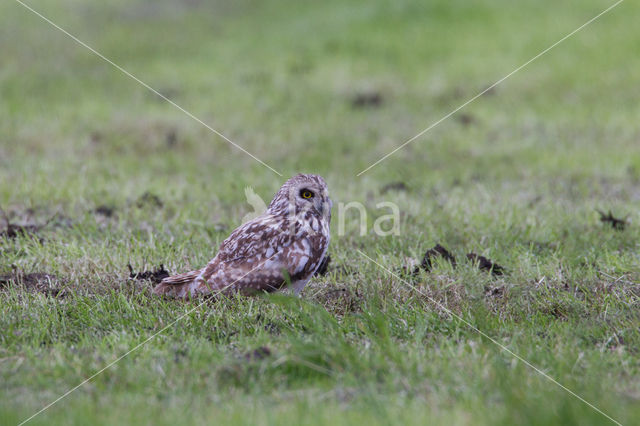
<box><xmin>268</xmin><ymin>173</ymin><xmax>332</xmax><ymax>221</ymax></box>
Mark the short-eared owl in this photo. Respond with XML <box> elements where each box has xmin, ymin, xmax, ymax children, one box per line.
<box><xmin>153</xmin><ymin>174</ymin><xmax>332</xmax><ymax>298</ymax></box>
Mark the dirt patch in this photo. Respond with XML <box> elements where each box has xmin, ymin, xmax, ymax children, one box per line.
<box><xmin>173</xmin><ymin>346</ymin><xmax>189</xmax><ymax>363</ymax></box>
<box><xmin>481</xmin><ymin>84</ymin><xmax>497</xmax><ymax>96</ymax></box>
<box><xmin>597</xmin><ymin>209</ymin><xmax>627</xmax><ymax>230</ymax></box>
<box><xmin>316</xmin><ymin>287</ymin><xmax>362</xmax><ymax>316</ymax></box>
<box><xmin>127</xmin><ymin>264</ymin><xmax>170</xmax><ymax>284</ymax></box>
<box><xmin>456</xmin><ymin>113</ymin><xmax>475</xmax><ymax>126</ymax></box>
<box><xmin>0</xmin><ymin>222</ymin><xmax>42</xmax><ymax>239</ymax></box>
<box><xmin>151</xmin><ymin>87</ymin><xmax>181</xmax><ymax>102</ymax></box>
<box><xmin>603</xmin><ymin>333</ymin><xmax>625</xmax><ymax>351</ymax></box>
<box><xmin>0</xmin><ymin>271</ymin><xmax>64</xmax><ymax>297</ymax></box>
<box><xmin>94</xmin><ymin>205</ymin><xmax>115</xmax><ymax>217</ymax></box>
<box><xmin>351</xmin><ymin>91</ymin><xmax>383</xmax><ymax>109</ymax></box>
<box><xmin>243</xmin><ymin>346</ymin><xmax>272</xmax><ymax>361</ymax></box>
<box><xmin>466</xmin><ymin>253</ymin><xmax>505</xmax><ymax>276</ymax></box>
<box><xmin>165</xmin><ymin>129</ymin><xmax>178</xmax><ymax>148</ymax></box>
<box><xmin>255</xmin><ymin>313</ymin><xmax>280</xmax><ymax>335</ymax></box>
<box><xmin>89</xmin><ymin>131</ymin><xmax>103</xmax><ymax>144</ymax></box>
<box><xmin>484</xmin><ymin>285</ymin><xmax>505</xmax><ymax>297</ymax></box>
<box><xmin>380</xmin><ymin>181</ymin><xmax>408</xmax><ymax>194</ymax></box>
<box><xmin>135</xmin><ymin>192</ymin><xmax>163</xmax><ymax>208</ymax></box>
<box><xmin>417</xmin><ymin>244</ymin><xmax>457</xmax><ymax>272</ymax></box>
<box><xmin>314</xmin><ymin>255</ymin><xmax>331</xmax><ymax>276</ymax></box>
<box><xmin>413</xmin><ymin>244</ymin><xmax>506</xmax><ymax>277</ymax></box>
<box><xmin>0</xmin><ymin>207</ymin><xmax>49</xmax><ymax>240</ymax></box>
<box><xmin>540</xmin><ymin>302</ymin><xmax>570</xmax><ymax>320</ymax></box>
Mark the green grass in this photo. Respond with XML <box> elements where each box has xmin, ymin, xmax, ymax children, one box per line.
<box><xmin>1</xmin><ymin>0</ymin><xmax>639</xmax><ymax>424</ymax></box>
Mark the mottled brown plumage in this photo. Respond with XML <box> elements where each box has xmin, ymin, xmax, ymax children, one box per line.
<box><xmin>153</xmin><ymin>174</ymin><xmax>332</xmax><ymax>299</ymax></box>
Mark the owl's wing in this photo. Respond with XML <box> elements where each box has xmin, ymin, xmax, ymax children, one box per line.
<box><xmin>197</xmin><ymin>254</ymin><xmax>290</xmax><ymax>295</ymax></box>
<box><xmin>195</xmin><ymin>214</ymin><xmax>298</xmax><ymax>295</ymax></box>
<box><xmin>217</xmin><ymin>214</ymin><xmax>291</xmax><ymax>263</ymax></box>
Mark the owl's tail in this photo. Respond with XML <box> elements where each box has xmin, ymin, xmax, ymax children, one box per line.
<box><xmin>153</xmin><ymin>269</ymin><xmax>202</xmax><ymax>299</ymax></box>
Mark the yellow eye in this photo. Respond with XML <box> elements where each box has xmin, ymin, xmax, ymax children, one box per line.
<box><xmin>301</xmin><ymin>189</ymin><xmax>314</xmax><ymax>199</ymax></box>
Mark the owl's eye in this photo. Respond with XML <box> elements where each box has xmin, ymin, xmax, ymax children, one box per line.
<box><xmin>300</xmin><ymin>189</ymin><xmax>314</xmax><ymax>199</ymax></box>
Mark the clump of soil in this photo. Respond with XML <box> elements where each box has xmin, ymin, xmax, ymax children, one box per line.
<box><xmin>351</xmin><ymin>91</ymin><xmax>383</xmax><ymax>108</ymax></box>
<box><xmin>314</xmin><ymin>255</ymin><xmax>331</xmax><ymax>276</ymax></box>
<box><xmin>315</xmin><ymin>287</ymin><xmax>362</xmax><ymax>316</ymax></box>
<box><xmin>380</xmin><ymin>181</ymin><xmax>408</xmax><ymax>194</ymax></box>
<box><xmin>0</xmin><ymin>271</ymin><xmax>64</xmax><ymax>297</ymax></box>
<box><xmin>94</xmin><ymin>205</ymin><xmax>115</xmax><ymax>217</ymax></box>
<box><xmin>127</xmin><ymin>264</ymin><xmax>170</xmax><ymax>283</ymax></box>
<box><xmin>413</xmin><ymin>243</ymin><xmax>506</xmax><ymax>277</ymax></box>
<box><xmin>481</xmin><ymin>84</ymin><xmax>497</xmax><ymax>96</ymax></box>
<box><xmin>89</xmin><ymin>131</ymin><xmax>103</xmax><ymax>144</ymax></box>
<box><xmin>135</xmin><ymin>192</ymin><xmax>163</xmax><ymax>208</ymax></box>
<box><xmin>0</xmin><ymin>223</ymin><xmax>42</xmax><ymax>239</ymax></box>
<box><xmin>150</xmin><ymin>87</ymin><xmax>181</xmax><ymax>102</ymax></box>
<box><xmin>466</xmin><ymin>253</ymin><xmax>505</xmax><ymax>276</ymax></box>
<box><xmin>603</xmin><ymin>333</ymin><xmax>625</xmax><ymax>351</ymax></box>
<box><xmin>484</xmin><ymin>285</ymin><xmax>505</xmax><ymax>297</ymax></box>
<box><xmin>417</xmin><ymin>244</ymin><xmax>457</xmax><ymax>272</ymax></box>
<box><xmin>255</xmin><ymin>313</ymin><xmax>280</xmax><ymax>335</ymax></box>
<box><xmin>597</xmin><ymin>209</ymin><xmax>627</xmax><ymax>230</ymax></box>
<box><xmin>243</xmin><ymin>346</ymin><xmax>272</xmax><ymax>361</ymax></box>
<box><xmin>0</xmin><ymin>207</ymin><xmax>49</xmax><ymax>240</ymax></box>
<box><xmin>540</xmin><ymin>302</ymin><xmax>570</xmax><ymax>320</ymax></box>
<box><xmin>165</xmin><ymin>129</ymin><xmax>178</xmax><ymax>148</ymax></box>
<box><xmin>456</xmin><ymin>113</ymin><xmax>475</xmax><ymax>126</ymax></box>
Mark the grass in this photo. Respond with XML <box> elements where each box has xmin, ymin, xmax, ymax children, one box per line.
<box><xmin>1</xmin><ymin>0</ymin><xmax>639</xmax><ymax>424</ymax></box>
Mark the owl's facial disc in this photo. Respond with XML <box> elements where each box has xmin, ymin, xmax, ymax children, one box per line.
<box><xmin>294</xmin><ymin>184</ymin><xmax>330</xmax><ymax>218</ymax></box>
<box><xmin>316</xmin><ymin>189</ymin><xmax>332</xmax><ymax>219</ymax></box>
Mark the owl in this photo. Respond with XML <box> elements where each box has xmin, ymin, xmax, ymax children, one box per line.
<box><xmin>153</xmin><ymin>173</ymin><xmax>332</xmax><ymax>299</ymax></box>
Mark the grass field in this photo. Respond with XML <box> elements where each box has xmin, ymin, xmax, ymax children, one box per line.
<box><xmin>1</xmin><ymin>0</ymin><xmax>640</xmax><ymax>424</ymax></box>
